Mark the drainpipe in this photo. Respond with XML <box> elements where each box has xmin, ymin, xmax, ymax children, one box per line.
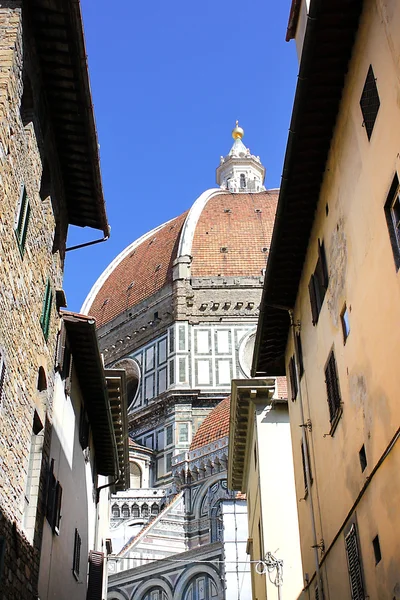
<box><xmin>289</xmin><ymin>310</ymin><xmax>323</xmax><ymax>597</ymax></box>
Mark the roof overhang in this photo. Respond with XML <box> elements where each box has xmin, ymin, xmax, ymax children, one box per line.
<box><xmin>228</xmin><ymin>379</ymin><xmax>275</xmax><ymax>492</ymax></box>
<box><xmin>62</xmin><ymin>312</ymin><xmax>118</xmax><ymax>477</ymax></box>
<box><xmin>252</xmin><ymin>0</ymin><xmax>364</xmax><ymax>377</ymax></box>
<box><xmin>105</xmin><ymin>369</ymin><xmax>130</xmax><ymax>491</ymax></box>
<box><xmin>26</xmin><ymin>0</ymin><xmax>109</xmax><ymax>235</ymax></box>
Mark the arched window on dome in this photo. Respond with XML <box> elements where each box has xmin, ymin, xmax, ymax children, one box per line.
<box><xmin>151</xmin><ymin>503</ymin><xmax>159</xmax><ymax>516</ymax></box>
<box><xmin>210</xmin><ymin>501</ymin><xmax>223</xmax><ymax>543</ymax></box>
<box><xmin>112</xmin><ymin>504</ymin><xmax>120</xmax><ymax>518</ymax></box>
<box><xmin>121</xmin><ymin>503</ymin><xmax>130</xmax><ymax>518</ymax></box>
<box><xmin>183</xmin><ymin>575</ymin><xmax>218</xmax><ymax>600</ymax></box>
<box><xmin>240</xmin><ymin>173</ymin><xmax>246</xmax><ymax>189</ymax></box>
<box><xmin>141</xmin><ymin>588</ymin><xmax>168</xmax><ymax>600</ymax></box>
<box><xmin>130</xmin><ymin>461</ymin><xmax>142</xmax><ymax>488</ymax></box>
<box><xmin>141</xmin><ymin>503</ymin><xmax>149</xmax><ymax>518</ymax></box>
<box><xmin>132</xmin><ymin>503</ymin><xmax>140</xmax><ymax>518</ymax></box>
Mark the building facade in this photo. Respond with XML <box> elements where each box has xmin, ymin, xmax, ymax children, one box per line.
<box><xmin>0</xmin><ymin>1</ymin><xmax>110</xmax><ymax>598</ymax></box>
<box><xmin>82</xmin><ymin>124</ymin><xmax>286</xmax><ymax>598</ymax></box>
<box><xmin>253</xmin><ymin>1</ymin><xmax>400</xmax><ymax>599</ymax></box>
<box><xmin>228</xmin><ymin>379</ymin><xmax>303</xmax><ymax>600</ymax></box>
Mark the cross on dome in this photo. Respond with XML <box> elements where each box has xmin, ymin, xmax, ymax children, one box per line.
<box><xmin>216</xmin><ymin>122</ymin><xmax>266</xmax><ymax>193</ymax></box>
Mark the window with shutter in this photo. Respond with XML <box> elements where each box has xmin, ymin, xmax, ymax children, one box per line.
<box><xmin>87</xmin><ymin>550</ymin><xmax>104</xmax><ymax>600</ymax></box>
<box><xmin>40</xmin><ymin>280</ymin><xmax>53</xmax><ymax>341</ymax></box>
<box><xmin>295</xmin><ymin>332</ymin><xmax>304</xmax><ymax>377</ymax></box>
<box><xmin>0</xmin><ymin>351</ymin><xmax>5</xmax><ymax>406</ymax></box>
<box><xmin>288</xmin><ymin>356</ymin><xmax>298</xmax><ymax>401</ymax></box>
<box><xmin>384</xmin><ymin>173</ymin><xmax>400</xmax><ymax>270</ymax></box>
<box><xmin>14</xmin><ymin>184</ymin><xmax>31</xmax><ymax>256</ymax></box>
<box><xmin>324</xmin><ymin>350</ymin><xmax>342</xmax><ymax>433</ymax></box>
<box><xmin>72</xmin><ymin>529</ymin><xmax>81</xmax><ymax>580</ymax></box>
<box><xmin>309</xmin><ymin>240</ymin><xmax>329</xmax><ymax>325</ymax></box>
<box><xmin>360</xmin><ymin>65</ymin><xmax>380</xmax><ymax>140</ymax></box>
<box><xmin>345</xmin><ymin>523</ymin><xmax>365</xmax><ymax>600</ymax></box>
<box><xmin>301</xmin><ymin>438</ymin><xmax>312</xmax><ymax>494</ymax></box>
<box><xmin>46</xmin><ymin>460</ymin><xmax>62</xmax><ymax>534</ymax></box>
<box><xmin>79</xmin><ymin>406</ymin><xmax>89</xmax><ymax>450</ymax></box>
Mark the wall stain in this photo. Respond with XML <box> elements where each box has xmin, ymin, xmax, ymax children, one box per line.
<box><xmin>327</xmin><ymin>217</ymin><xmax>347</xmax><ymax>327</ymax></box>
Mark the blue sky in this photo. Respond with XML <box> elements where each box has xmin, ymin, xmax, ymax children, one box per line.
<box><xmin>64</xmin><ymin>0</ymin><xmax>299</xmax><ymax>312</ymax></box>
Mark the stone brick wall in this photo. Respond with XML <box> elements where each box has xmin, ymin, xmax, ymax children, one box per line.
<box><xmin>0</xmin><ymin>5</ymin><xmax>66</xmax><ymax>598</ymax></box>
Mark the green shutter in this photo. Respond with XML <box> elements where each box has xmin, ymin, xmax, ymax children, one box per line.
<box><xmin>40</xmin><ymin>280</ymin><xmax>53</xmax><ymax>341</ymax></box>
<box><xmin>15</xmin><ymin>185</ymin><xmax>31</xmax><ymax>256</ymax></box>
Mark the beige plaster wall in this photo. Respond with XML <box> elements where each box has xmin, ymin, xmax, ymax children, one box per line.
<box><xmin>286</xmin><ymin>1</ymin><xmax>400</xmax><ymax>598</ymax></box>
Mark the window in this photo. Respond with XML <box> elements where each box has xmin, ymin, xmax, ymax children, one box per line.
<box><xmin>72</xmin><ymin>529</ymin><xmax>81</xmax><ymax>580</ymax></box>
<box><xmin>151</xmin><ymin>503</ymin><xmax>159</xmax><ymax>516</ymax></box>
<box><xmin>0</xmin><ymin>351</ymin><xmax>5</xmax><ymax>406</ymax></box>
<box><xmin>141</xmin><ymin>503</ymin><xmax>149</xmax><ymax>518</ymax></box>
<box><xmin>345</xmin><ymin>523</ymin><xmax>365</xmax><ymax>600</ymax></box>
<box><xmin>166</xmin><ymin>452</ymin><xmax>173</xmax><ymax>473</ymax></box>
<box><xmin>87</xmin><ymin>551</ymin><xmax>104</xmax><ymax>599</ymax></box>
<box><xmin>132</xmin><ymin>503</ymin><xmax>140</xmax><ymax>518</ymax></box>
<box><xmin>384</xmin><ymin>173</ymin><xmax>400</xmax><ymax>270</ymax></box>
<box><xmin>14</xmin><ymin>184</ymin><xmax>31</xmax><ymax>256</ymax></box>
<box><xmin>295</xmin><ymin>332</ymin><xmax>304</xmax><ymax>377</ymax></box>
<box><xmin>121</xmin><ymin>504</ymin><xmax>129</xmax><ymax>518</ymax></box>
<box><xmin>112</xmin><ymin>504</ymin><xmax>120</xmax><ymax>518</ymax></box>
<box><xmin>40</xmin><ymin>280</ymin><xmax>53</xmax><ymax>341</ymax></box>
<box><xmin>79</xmin><ymin>407</ymin><xmax>89</xmax><ymax>450</ymax></box>
<box><xmin>166</xmin><ymin>424</ymin><xmax>173</xmax><ymax>446</ymax></box>
<box><xmin>359</xmin><ymin>445</ymin><xmax>367</xmax><ymax>473</ymax></box>
<box><xmin>372</xmin><ymin>534</ymin><xmax>382</xmax><ymax>565</ymax></box>
<box><xmin>360</xmin><ymin>65</ymin><xmax>380</xmax><ymax>140</ymax></box>
<box><xmin>46</xmin><ymin>459</ymin><xmax>62</xmax><ymax>534</ymax></box>
<box><xmin>301</xmin><ymin>438</ymin><xmax>312</xmax><ymax>494</ymax></box>
<box><xmin>341</xmin><ymin>304</ymin><xmax>350</xmax><ymax>343</ymax></box>
<box><xmin>288</xmin><ymin>356</ymin><xmax>298</xmax><ymax>401</ymax></box>
<box><xmin>308</xmin><ymin>240</ymin><xmax>329</xmax><ymax>325</ymax></box>
<box><xmin>240</xmin><ymin>173</ymin><xmax>246</xmax><ymax>189</ymax></box>
<box><xmin>324</xmin><ymin>350</ymin><xmax>342</xmax><ymax>431</ymax></box>
<box><xmin>179</xmin><ymin>423</ymin><xmax>188</xmax><ymax>443</ymax></box>
<box><xmin>130</xmin><ymin>462</ymin><xmax>142</xmax><ymax>488</ymax></box>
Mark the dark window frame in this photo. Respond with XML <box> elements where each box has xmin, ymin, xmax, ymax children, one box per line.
<box><xmin>295</xmin><ymin>332</ymin><xmax>304</xmax><ymax>378</ymax></box>
<box><xmin>72</xmin><ymin>528</ymin><xmax>81</xmax><ymax>580</ymax></box>
<box><xmin>14</xmin><ymin>184</ymin><xmax>31</xmax><ymax>257</ymax></box>
<box><xmin>301</xmin><ymin>438</ymin><xmax>313</xmax><ymax>496</ymax></box>
<box><xmin>345</xmin><ymin>521</ymin><xmax>366</xmax><ymax>600</ymax></box>
<box><xmin>46</xmin><ymin>459</ymin><xmax>62</xmax><ymax>535</ymax></box>
<box><xmin>40</xmin><ymin>280</ymin><xmax>53</xmax><ymax>341</ymax></box>
<box><xmin>324</xmin><ymin>349</ymin><xmax>342</xmax><ymax>435</ymax></box>
<box><xmin>384</xmin><ymin>173</ymin><xmax>400</xmax><ymax>270</ymax></box>
<box><xmin>360</xmin><ymin>65</ymin><xmax>380</xmax><ymax>140</ymax></box>
<box><xmin>309</xmin><ymin>240</ymin><xmax>329</xmax><ymax>325</ymax></box>
<box><xmin>372</xmin><ymin>534</ymin><xmax>382</xmax><ymax>565</ymax></box>
<box><xmin>0</xmin><ymin>350</ymin><xmax>6</xmax><ymax>406</ymax></box>
<box><xmin>288</xmin><ymin>356</ymin><xmax>298</xmax><ymax>401</ymax></box>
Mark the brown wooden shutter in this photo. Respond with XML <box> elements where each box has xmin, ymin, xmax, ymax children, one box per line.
<box><xmin>56</xmin><ymin>324</ymin><xmax>66</xmax><ymax>371</ymax></box>
<box><xmin>288</xmin><ymin>356</ymin><xmax>297</xmax><ymax>401</ymax></box>
<box><xmin>308</xmin><ymin>276</ymin><xmax>319</xmax><ymax>325</ymax></box>
<box><xmin>0</xmin><ymin>351</ymin><xmax>5</xmax><ymax>402</ymax></box>
<box><xmin>86</xmin><ymin>551</ymin><xmax>104</xmax><ymax>600</ymax></box>
<box><xmin>325</xmin><ymin>351</ymin><xmax>341</xmax><ymax>422</ymax></box>
<box><xmin>318</xmin><ymin>240</ymin><xmax>329</xmax><ymax>290</ymax></box>
<box><xmin>345</xmin><ymin>524</ymin><xmax>365</xmax><ymax>600</ymax></box>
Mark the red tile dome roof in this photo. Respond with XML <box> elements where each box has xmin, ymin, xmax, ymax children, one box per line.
<box><xmin>191</xmin><ymin>190</ymin><xmax>278</xmax><ymax>277</ymax></box>
<box><xmin>190</xmin><ymin>396</ymin><xmax>231</xmax><ymax>450</ymax></box>
<box><xmin>86</xmin><ymin>212</ymin><xmax>188</xmax><ymax>327</ymax></box>
<box><xmin>84</xmin><ymin>189</ymin><xmax>278</xmax><ymax>327</ymax></box>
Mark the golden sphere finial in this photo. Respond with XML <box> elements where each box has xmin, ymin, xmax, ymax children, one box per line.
<box><xmin>232</xmin><ymin>120</ymin><xmax>244</xmax><ymax>140</ymax></box>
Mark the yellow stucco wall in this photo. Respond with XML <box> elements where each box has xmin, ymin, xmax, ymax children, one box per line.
<box><xmin>287</xmin><ymin>1</ymin><xmax>400</xmax><ymax>599</ymax></box>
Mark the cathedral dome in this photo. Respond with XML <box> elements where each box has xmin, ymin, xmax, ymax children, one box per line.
<box><xmin>82</xmin><ymin>125</ymin><xmax>278</xmax><ymax>329</ymax></box>
<box><xmin>190</xmin><ymin>396</ymin><xmax>231</xmax><ymax>451</ymax></box>
<box><xmin>83</xmin><ymin>189</ymin><xmax>278</xmax><ymax>327</ymax></box>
